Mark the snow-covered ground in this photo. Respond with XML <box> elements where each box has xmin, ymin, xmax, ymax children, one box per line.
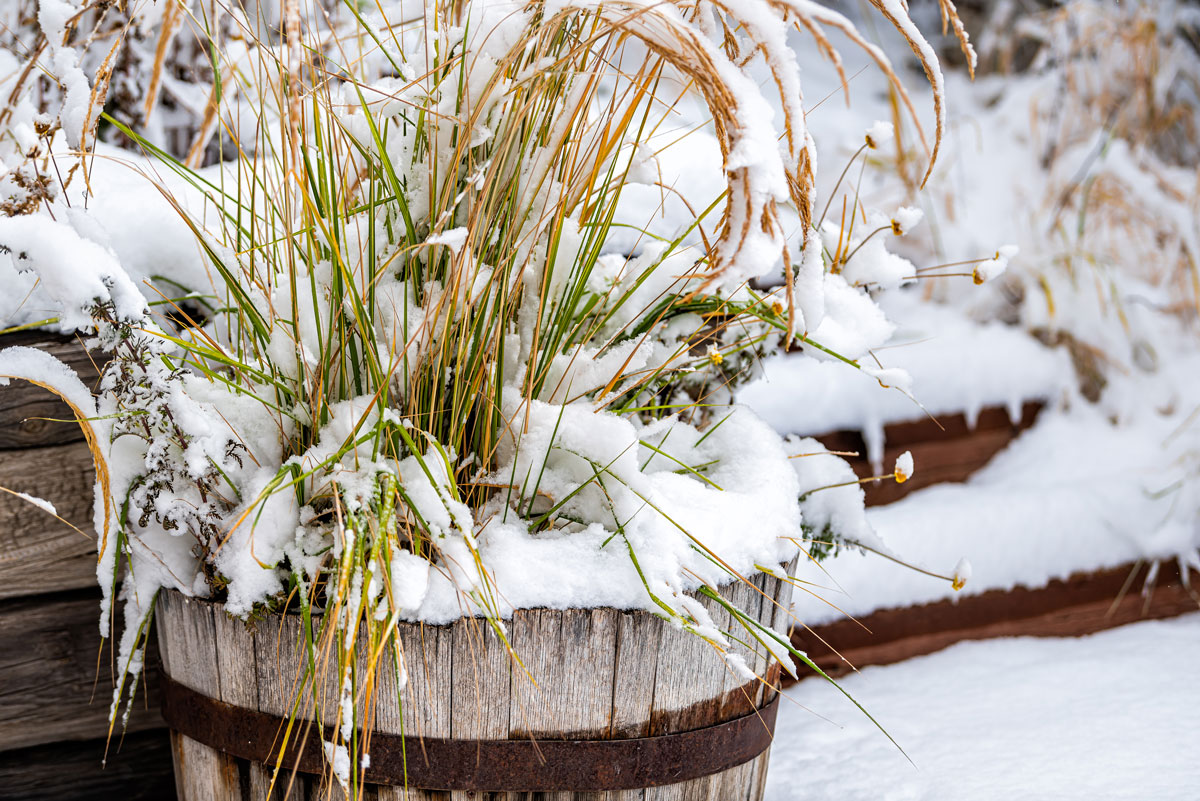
<box><xmin>766</xmin><ymin>612</ymin><xmax>1200</xmax><ymax>800</ymax></box>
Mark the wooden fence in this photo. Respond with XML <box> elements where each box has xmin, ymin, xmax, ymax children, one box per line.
<box><xmin>0</xmin><ymin>331</ymin><xmax>175</xmax><ymax>801</ymax></box>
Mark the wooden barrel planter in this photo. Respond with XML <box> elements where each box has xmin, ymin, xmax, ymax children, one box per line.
<box><xmin>812</xmin><ymin>401</ymin><xmax>1044</xmax><ymax>506</ymax></box>
<box><xmin>787</xmin><ymin>559</ymin><xmax>1199</xmax><ymax>682</ymax></box>
<box><xmin>155</xmin><ymin>563</ymin><xmax>795</xmax><ymax>800</ymax></box>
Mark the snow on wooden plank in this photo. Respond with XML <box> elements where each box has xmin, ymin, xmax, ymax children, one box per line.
<box><xmin>813</xmin><ymin>401</ymin><xmax>1043</xmax><ymax>506</ymax></box>
<box><xmin>787</xmin><ymin>559</ymin><xmax>1199</xmax><ymax>681</ymax></box>
<box><xmin>0</xmin><ymin>331</ymin><xmax>107</xmax><ymax>450</ymax></box>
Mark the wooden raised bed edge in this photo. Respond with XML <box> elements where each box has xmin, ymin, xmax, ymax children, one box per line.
<box><xmin>814</xmin><ymin>401</ymin><xmax>1044</xmax><ymax>506</ymax></box>
<box><xmin>787</xmin><ymin>559</ymin><xmax>1200</xmax><ymax>682</ymax></box>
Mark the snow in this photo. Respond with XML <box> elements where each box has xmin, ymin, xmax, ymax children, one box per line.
<box><xmin>740</xmin><ymin>295</ymin><xmax>1069</xmax><ymax>469</ymax></box>
<box><xmin>766</xmin><ymin>614</ymin><xmax>1200</xmax><ymax>800</ymax></box>
<box><xmin>425</xmin><ymin>227</ymin><xmax>470</xmax><ymax>253</ymax></box>
<box><xmin>971</xmin><ymin>246</ymin><xmax>1017</xmax><ymax>285</ymax></box>
<box><xmin>0</xmin><ymin>213</ymin><xmax>149</xmax><ymax>330</ymax></box>
<box><xmin>10</xmin><ymin>491</ymin><xmax>57</xmax><ymax>517</ymax></box>
<box><xmin>0</xmin><ymin>148</ymin><xmax>213</xmax><ymax>332</ymax></box>
<box><xmin>865</xmin><ymin>121</ymin><xmax>893</xmax><ymax>150</ymax></box>
<box><xmin>950</xmin><ymin>557</ymin><xmax>971</xmax><ymax>591</ymax></box>
<box><xmin>411</xmin><ymin>404</ymin><xmax>801</xmax><ymax>624</ymax></box>
<box><xmin>789</xmin><ymin>400</ymin><xmax>1200</xmax><ymax>626</ymax></box>
<box><xmin>37</xmin><ymin>0</ymin><xmax>93</xmax><ymax>147</ymax></box>
<box><xmin>322</xmin><ymin>740</ymin><xmax>352</xmax><ymax>789</ymax></box>
<box><xmin>889</xmin><ymin>207</ymin><xmax>923</xmax><ymax>237</ymax></box>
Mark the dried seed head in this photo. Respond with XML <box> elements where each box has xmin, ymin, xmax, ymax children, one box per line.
<box><xmin>951</xmin><ymin>557</ymin><xmax>972</xmax><ymax>591</ymax></box>
<box><xmin>865</xmin><ymin>120</ymin><xmax>894</xmax><ymax>150</ymax></box>
<box><xmin>893</xmin><ymin>450</ymin><xmax>914</xmax><ymax>483</ymax></box>
<box><xmin>890</xmin><ymin>206</ymin><xmax>924</xmax><ymax>236</ymax></box>
<box><xmin>973</xmin><ymin>244</ymin><xmax>1019</xmax><ymax>284</ymax></box>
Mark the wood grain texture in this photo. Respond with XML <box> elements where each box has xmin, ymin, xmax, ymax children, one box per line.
<box><xmin>0</xmin><ymin>592</ymin><xmax>165</xmax><ymax>751</ymax></box>
<box><xmin>156</xmin><ymin>566</ymin><xmax>792</xmax><ymax>801</ymax></box>
<box><xmin>0</xmin><ymin>728</ymin><xmax>175</xmax><ymax>801</ymax></box>
<box><xmin>0</xmin><ymin>440</ymin><xmax>98</xmax><ymax>598</ymax></box>
<box><xmin>382</xmin><ymin>622</ymin><xmax>452</xmax><ymax>738</ymax></box>
<box><xmin>157</xmin><ymin>591</ymin><xmax>243</xmax><ymax>801</ymax></box>
<box><xmin>608</xmin><ymin>609</ymin><xmax>662</xmax><ymax>740</ymax></box>
<box><xmin>788</xmin><ymin>559</ymin><xmax>1200</xmax><ymax>680</ymax></box>
<box><xmin>507</xmin><ymin>607</ymin><xmax>617</xmax><ymax>739</ymax></box>
<box><xmin>0</xmin><ymin>331</ymin><xmax>107</xmax><ymax>449</ymax></box>
<box><xmin>812</xmin><ymin>402</ymin><xmax>1043</xmax><ymax>506</ymax></box>
<box><xmin>448</xmin><ymin>615</ymin><xmax>512</xmax><ymax>741</ymax></box>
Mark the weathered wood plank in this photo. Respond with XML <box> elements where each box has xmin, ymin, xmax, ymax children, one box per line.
<box><xmin>253</xmin><ymin>611</ymin><xmax>320</xmax><ymax>721</ymax></box>
<box><xmin>0</xmin><ymin>728</ymin><xmax>176</xmax><ymax>801</ymax></box>
<box><xmin>0</xmin><ymin>330</ymin><xmax>107</xmax><ymax>449</ymax></box>
<box><xmin>648</xmin><ymin>582</ymin><xmax>753</xmax><ymax>738</ymax></box>
<box><xmin>448</xmin><ymin>616</ymin><xmax>512</xmax><ymax>740</ymax></box>
<box><xmin>0</xmin><ymin>592</ymin><xmax>164</xmax><ymax>751</ymax></box>
<box><xmin>508</xmin><ymin>607</ymin><xmax>617</xmax><ymax>739</ymax></box>
<box><xmin>171</xmin><ymin>731</ymin><xmax>244</xmax><ymax>801</ymax></box>
<box><xmin>379</xmin><ymin>622</ymin><xmax>453</xmax><ymax>738</ymax></box>
<box><xmin>0</xmin><ymin>440</ymin><xmax>98</xmax><ymax>598</ymax></box>
<box><xmin>448</xmin><ymin>615</ymin><xmax>512</xmax><ymax>801</ymax></box>
<box><xmin>744</xmin><ymin>751</ymin><xmax>772</xmax><ymax>801</ymax></box>
<box><xmin>250</xmin><ymin>606</ymin><xmax>328</xmax><ymax>801</ymax></box>
<box><xmin>157</xmin><ymin>592</ymin><xmax>243</xmax><ymax>801</ymax></box>
<box><xmin>215</xmin><ymin>608</ymin><xmax>292</xmax><ymax>800</ymax></box>
<box><xmin>609</xmin><ymin>609</ymin><xmax>662</xmax><ymax>740</ymax></box>
<box><xmin>374</xmin><ymin>785</ymin><xmax>450</xmax><ymax>801</ymax></box>
<box><xmin>214</xmin><ymin>607</ymin><xmax>261</xmax><ymax>708</ymax></box>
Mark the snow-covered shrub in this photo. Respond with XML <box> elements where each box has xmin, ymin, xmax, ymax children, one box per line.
<box><xmin>888</xmin><ymin>0</ymin><xmax>1200</xmax><ymax>395</ymax></box>
<box><xmin>1</xmin><ymin>0</ymin><xmax>972</xmax><ymax>791</ymax></box>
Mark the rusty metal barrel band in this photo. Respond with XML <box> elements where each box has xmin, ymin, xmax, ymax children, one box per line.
<box><xmin>160</xmin><ymin>674</ymin><xmax>780</xmax><ymax>791</ymax></box>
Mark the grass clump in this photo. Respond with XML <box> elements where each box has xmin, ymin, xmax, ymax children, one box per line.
<box><xmin>1</xmin><ymin>0</ymin><xmax>971</xmax><ymax>794</ymax></box>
